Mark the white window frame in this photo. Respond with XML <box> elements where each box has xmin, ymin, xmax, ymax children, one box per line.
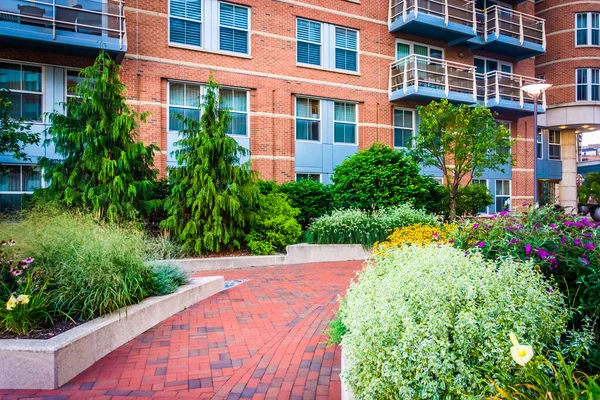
<box><xmin>296</xmin><ymin>18</ymin><xmax>323</xmax><ymax>68</ymax></box>
<box><xmin>393</xmin><ymin>107</ymin><xmax>416</xmax><ymax>149</ymax></box>
<box><xmin>576</xmin><ymin>68</ymin><xmax>600</xmax><ymax>102</ymax></box>
<box><xmin>495</xmin><ymin>179</ymin><xmax>511</xmax><ymax>212</ymax></box>
<box><xmin>0</xmin><ymin>164</ymin><xmax>44</xmax><ymax>195</ymax></box>
<box><xmin>472</xmin><ymin>178</ymin><xmax>490</xmax><ymax>214</ymax></box>
<box><xmin>220</xmin><ymin>87</ymin><xmax>250</xmax><ymax>136</ymax></box>
<box><xmin>0</xmin><ymin>61</ymin><xmax>44</xmax><ymax>122</ymax></box>
<box><xmin>295</xmin><ymin>173</ymin><xmax>322</xmax><ymax>183</ymax></box>
<box><xmin>575</xmin><ymin>12</ymin><xmax>600</xmax><ymax>47</ymax></box>
<box><xmin>536</xmin><ymin>128</ymin><xmax>543</xmax><ymax>160</ymax></box>
<box><xmin>333</xmin><ymin>102</ymin><xmax>358</xmax><ymax>145</ymax></box>
<box><xmin>395</xmin><ymin>39</ymin><xmax>445</xmax><ymax>60</ymax></box>
<box><xmin>548</xmin><ymin>129</ymin><xmax>561</xmax><ymax>160</ymax></box>
<box><xmin>168</xmin><ymin>0</ymin><xmax>203</xmax><ymax>49</ymax></box>
<box><xmin>217</xmin><ymin>1</ymin><xmax>251</xmax><ymax>56</ymax></box>
<box><xmin>295</xmin><ymin>97</ymin><xmax>322</xmax><ymax>143</ymax></box>
<box><xmin>333</xmin><ymin>26</ymin><xmax>360</xmax><ymax>74</ymax></box>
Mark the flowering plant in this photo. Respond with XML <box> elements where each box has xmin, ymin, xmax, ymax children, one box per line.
<box><xmin>373</xmin><ymin>223</ymin><xmax>457</xmax><ymax>255</ymax></box>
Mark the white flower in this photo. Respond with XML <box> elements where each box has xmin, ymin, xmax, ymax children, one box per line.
<box><xmin>509</xmin><ymin>333</ymin><xmax>534</xmax><ymax>366</ymax></box>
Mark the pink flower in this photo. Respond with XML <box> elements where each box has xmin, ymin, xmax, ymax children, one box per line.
<box><xmin>584</xmin><ymin>243</ymin><xmax>594</xmax><ymax>250</ymax></box>
<box><xmin>473</xmin><ymin>223</ymin><xmax>479</xmax><ymax>229</ymax></box>
<box><xmin>21</xmin><ymin>257</ymin><xmax>34</xmax><ymax>264</ymax></box>
<box><xmin>476</xmin><ymin>241</ymin><xmax>485</xmax><ymax>248</ymax></box>
<box><xmin>525</xmin><ymin>244</ymin><xmax>532</xmax><ymax>255</ymax></box>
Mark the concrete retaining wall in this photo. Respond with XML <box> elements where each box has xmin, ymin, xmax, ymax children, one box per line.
<box><xmin>0</xmin><ymin>276</ymin><xmax>224</xmax><ymax>390</ymax></box>
<box><xmin>157</xmin><ymin>255</ymin><xmax>285</xmax><ymax>272</ymax></box>
<box><xmin>341</xmin><ymin>348</ymin><xmax>354</xmax><ymax>400</ymax></box>
<box><xmin>285</xmin><ymin>244</ymin><xmax>371</xmax><ymax>265</ymax></box>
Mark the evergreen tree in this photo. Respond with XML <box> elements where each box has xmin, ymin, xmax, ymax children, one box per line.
<box><xmin>39</xmin><ymin>51</ymin><xmax>158</xmax><ymax>222</ymax></box>
<box><xmin>161</xmin><ymin>76</ymin><xmax>260</xmax><ymax>254</ymax></box>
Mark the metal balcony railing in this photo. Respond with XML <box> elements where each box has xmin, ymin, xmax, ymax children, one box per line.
<box><xmin>390</xmin><ymin>54</ymin><xmax>477</xmax><ymax>100</ymax></box>
<box><xmin>0</xmin><ymin>0</ymin><xmax>125</xmax><ymax>49</ymax></box>
<box><xmin>477</xmin><ymin>5</ymin><xmax>545</xmax><ymax>49</ymax></box>
<box><xmin>390</xmin><ymin>0</ymin><xmax>476</xmax><ymax>32</ymax></box>
<box><xmin>476</xmin><ymin>71</ymin><xmax>547</xmax><ymax>109</ymax></box>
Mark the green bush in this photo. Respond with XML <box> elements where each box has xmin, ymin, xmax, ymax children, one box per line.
<box><xmin>331</xmin><ymin>143</ymin><xmax>443</xmax><ymax>212</ymax></box>
<box><xmin>246</xmin><ymin>193</ymin><xmax>302</xmax><ymax>255</ymax></box>
<box><xmin>441</xmin><ymin>183</ymin><xmax>493</xmax><ymax>217</ymax></box>
<box><xmin>278</xmin><ymin>180</ymin><xmax>336</xmax><ymax>229</ymax></box>
<box><xmin>0</xmin><ymin>209</ymin><xmax>154</xmax><ymax>321</ymax></box>
<box><xmin>0</xmin><ymin>273</ymin><xmax>53</xmax><ymax>334</ymax></box>
<box><xmin>150</xmin><ymin>264</ymin><xmax>189</xmax><ymax>296</ymax></box>
<box><xmin>305</xmin><ymin>204</ymin><xmax>438</xmax><ymax>248</ymax></box>
<box><xmin>339</xmin><ymin>245</ymin><xmax>569</xmax><ymax>399</ymax></box>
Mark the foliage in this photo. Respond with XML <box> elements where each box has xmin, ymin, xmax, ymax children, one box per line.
<box><xmin>327</xmin><ymin>314</ymin><xmax>347</xmax><ymax>346</ymax></box>
<box><xmin>0</xmin><ymin>209</ymin><xmax>154</xmax><ymax>321</ymax></box>
<box><xmin>331</xmin><ymin>143</ymin><xmax>443</xmax><ymax>212</ymax></box>
<box><xmin>161</xmin><ymin>76</ymin><xmax>260</xmax><ymax>254</ymax></box>
<box><xmin>305</xmin><ymin>204</ymin><xmax>438</xmax><ymax>248</ymax></box>
<box><xmin>39</xmin><ymin>51</ymin><xmax>158</xmax><ymax>223</ymax></box>
<box><xmin>246</xmin><ymin>193</ymin><xmax>302</xmax><ymax>255</ymax></box>
<box><xmin>277</xmin><ymin>180</ymin><xmax>337</xmax><ymax>229</ymax></box>
<box><xmin>451</xmin><ymin>205</ymin><xmax>600</xmax><ymax>367</ymax></box>
<box><xmin>339</xmin><ymin>245</ymin><xmax>569</xmax><ymax>399</ymax></box>
<box><xmin>0</xmin><ymin>273</ymin><xmax>53</xmax><ymax>334</ymax></box>
<box><xmin>441</xmin><ymin>183</ymin><xmax>493</xmax><ymax>217</ymax></box>
<box><xmin>490</xmin><ymin>350</ymin><xmax>600</xmax><ymax>400</ymax></box>
<box><xmin>149</xmin><ymin>264</ymin><xmax>189</xmax><ymax>296</ymax></box>
<box><xmin>0</xmin><ymin>91</ymin><xmax>38</xmax><ymax>162</ymax></box>
<box><xmin>579</xmin><ymin>172</ymin><xmax>600</xmax><ymax>204</ymax></box>
<box><xmin>373</xmin><ymin>223</ymin><xmax>457</xmax><ymax>255</ymax></box>
<box><xmin>413</xmin><ymin>100</ymin><xmax>512</xmax><ymax>220</ymax></box>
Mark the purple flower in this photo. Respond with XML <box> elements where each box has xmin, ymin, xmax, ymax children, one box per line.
<box><xmin>581</xmin><ymin>218</ymin><xmax>592</xmax><ymax>227</ymax></box>
<box><xmin>549</xmin><ymin>257</ymin><xmax>559</xmax><ymax>270</ymax></box>
<box><xmin>525</xmin><ymin>244</ymin><xmax>532</xmax><ymax>255</ymax></box>
<box><xmin>506</xmin><ymin>226</ymin><xmax>515</xmax><ymax>232</ymax></box>
<box><xmin>537</xmin><ymin>248</ymin><xmax>550</xmax><ymax>260</ymax></box>
<box><xmin>584</xmin><ymin>243</ymin><xmax>594</xmax><ymax>250</ymax></box>
<box><xmin>561</xmin><ymin>236</ymin><xmax>566</xmax><ymax>245</ymax></box>
<box><xmin>550</xmin><ymin>223</ymin><xmax>556</xmax><ymax>229</ymax></box>
<box><xmin>581</xmin><ymin>257</ymin><xmax>591</xmax><ymax>266</ymax></box>
<box><xmin>547</xmin><ymin>287</ymin><xmax>554</xmax><ymax>293</ymax></box>
<box><xmin>574</xmin><ymin>238</ymin><xmax>581</xmax><ymax>246</ymax></box>
<box><xmin>476</xmin><ymin>241</ymin><xmax>485</xmax><ymax>248</ymax></box>
<box><xmin>473</xmin><ymin>223</ymin><xmax>479</xmax><ymax>229</ymax></box>
<box><xmin>21</xmin><ymin>257</ymin><xmax>34</xmax><ymax>264</ymax></box>
<box><xmin>509</xmin><ymin>238</ymin><xmax>520</xmax><ymax>243</ymax></box>
<box><xmin>485</xmin><ymin>224</ymin><xmax>491</xmax><ymax>230</ymax></box>
<box><xmin>448</xmin><ymin>239</ymin><xmax>455</xmax><ymax>244</ymax></box>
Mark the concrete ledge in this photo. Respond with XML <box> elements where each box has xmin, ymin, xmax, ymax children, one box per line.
<box><xmin>0</xmin><ymin>276</ymin><xmax>224</xmax><ymax>390</ymax></box>
<box><xmin>285</xmin><ymin>244</ymin><xmax>371</xmax><ymax>265</ymax></box>
<box><xmin>157</xmin><ymin>255</ymin><xmax>285</xmax><ymax>272</ymax></box>
<box><xmin>341</xmin><ymin>347</ymin><xmax>354</xmax><ymax>400</ymax></box>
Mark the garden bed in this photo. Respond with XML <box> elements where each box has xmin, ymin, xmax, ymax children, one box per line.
<box><xmin>0</xmin><ymin>276</ymin><xmax>224</xmax><ymax>390</ymax></box>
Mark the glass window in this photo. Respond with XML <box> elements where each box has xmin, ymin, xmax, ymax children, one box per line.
<box><xmin>333</xmin><ymin>102</ymin><xmax>357</xmax><ymax>144</ymax></box>
<box><xmin>221</xmin><ymin>88</ymin><xmax>248</xmax><ymax>136</ymax></box>
<box><xmin>577</xmin><ymin>68</ymin><xmax>589</xmax><ymax>101</ymax></box>
<box><xmin>393</xmin><ymin>109</ymin><xmax>414</xmax><ymax>148</ymax></box>
<box><xmin>495</xmin><ymin>179</ymin><xmax>511</xmax><ymax>212</ymax></box>
<box><xmin>297</xmin><ymin>19</ymin><xmax>322</xmax><ymax>66</ymax></box>
<box><xmin>472</xmin><ymin>179</ymin><xmax>489</xmax><ymax>214</ymax></box>
<box><xmin>335</xmin><ymin>27</ymin><xmax>358</xmax><ymax>72</ymax></box>
<box><xmin>0</xmin><ymin>165</ymin><xmax>42</xmax><ymax>213</ymax></box>
<box><xmin>168</xmin><ymin>82</ymin><xmax>201</xmax><ymax>131</ymax></box>
<box><xmin>537</xmin><ymin>129</ymin><xmax>543</xmax><ymax>159</ymax></box>
<box><xmin>169</xmin><ymin>0</ymin><xmax>202</xmax><ymax>47</ymax></box>
<box><xmin>576</xmin><ymin>68</ymin><xmax>600</xmax><ymax>101</ymax></box>
<box><xmin>576</xmin><ymin>13</ymin><xmax>600</xmax><ymax>46</ymax></box>
<box><xmin>295</xmin><ymin>98</ymin><xmax>320</xmax><ymax>141</ymax></box>
<box><xmin>549</xmin><ymin>130</ymin><xmax>561</xmax><ymax>160</ymax></box>
<box><xmin>296</xmin><ymin>173</ymin><xmax>320</xmax><ymax>182</ymax></box>
<box><xmin>0</xmin><ymin>62</ymin><xmax>42</xmax><ymax>120</ymax></box>
<box><xmin>577</xmin><ymin>13</ymin><xmax>588</xmax><ymax>45</ymax></box>
<box><xmin>219</xmin><ymin>2</ymin><xmax>249</xmax><ymax>54</ymax></box>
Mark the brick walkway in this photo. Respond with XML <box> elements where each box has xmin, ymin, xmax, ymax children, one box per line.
<box><xmin>1</xmin><ymin>261</ymin><xmax>362</xmax><ymax>400</ymax></box>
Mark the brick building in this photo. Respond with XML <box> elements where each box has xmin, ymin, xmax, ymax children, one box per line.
<box><xmin>0</xmin><ymin>0</ymin><xmax>552</xmax><ymax>213</ymax></box>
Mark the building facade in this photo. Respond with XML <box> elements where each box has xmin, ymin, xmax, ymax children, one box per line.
<box><xmin>0</xmin><ymin>0</ymin><xmax>546</xmax><ymax>213</ymax></box>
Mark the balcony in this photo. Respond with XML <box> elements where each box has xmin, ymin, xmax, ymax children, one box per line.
<box><xmin>468</xmin><ymin>6</ymin><xmax>545</xmax><ymax>59</ymax></box>
<box><xmin>389</xmin><ymin>54</ymin><xmax>477</xmax><ymax>103</ymax></box>
<box><xmin>476</xmin><ymin>71</ymin><xmax>546</xmax><ymax>116</ymax></box>
<box><xmin>389</xmin><ymin>0</ymin><xmax>477</xmax><ymax>43</ymax></box>
<box><xmin>0</xmin><ymin>0</ymin><xmax>126</xmax><ymax>61</ymax></box>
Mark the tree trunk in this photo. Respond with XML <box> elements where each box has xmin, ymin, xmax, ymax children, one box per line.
<box><xmin>449</xmin><ymin>185</ymin><xmax>459</xmax><ymax>221</ymax></box>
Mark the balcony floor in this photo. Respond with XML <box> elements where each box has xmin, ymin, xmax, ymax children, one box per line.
<box><xmin>483</xmin><ymin>98</ymin><xmax>545</xmax><ymax>117</ymax></box>
<box><xmin>467</xmin><ymin>34</ymin><xmax>545</xmax><ymax>60</ymax></box>
<box><xmin>390</xmin><ymin>13</ymin><xmax>477</xmax><ymax>43</ymax></box>
<box><xmin>390</xmin><ymin>85</ymin><xmax>477</xmax><ymax>104</ymax></box>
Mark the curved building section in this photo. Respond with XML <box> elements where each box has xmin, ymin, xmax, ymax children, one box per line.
<box><xmin>536</xmin><ymin>0</ymin><xmax>600</xmax><ymax>209</ymax></box>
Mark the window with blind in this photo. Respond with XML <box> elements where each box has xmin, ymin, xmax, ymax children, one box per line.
<box><xmin>335</xmin><ymin>27</ymin><xmax>358</xmax><ymax>72</ymax></box>
<box><xmin>0</xmin><ymin>62</ymin><xmax>42</xmax><ymax>121</ymax></box>
<box><xmin>334</xmin><ymin>102</ymin><xmax>356</xmax><ymax>144</ymax></box>
<box><xmin>169</xmin><ymin>0</ymin><xmax>202</xmax><ymax>47</ymax></box>
<box><xmin>219</xmin><ymin>2</ymin><xmax>249</xmax><ymax>54</ymax></box>
<box><xmin>297</xmin><ymin>19</ymin><xmax>322</xmax><ymax>66</ymax></box>
<box><xmin>495</xmin><ymin>179</ymin><xmax>511</xmax><ymax>212</ymax></box>
<box><xmin>393</xmin><ymin>109</ymin><xmax>414</xmax><ymax>148</ymax></box>
<box><xmin>577</xmin><ymin>68</ymin><xmax>600</xmax><ymax>101</ymax></box>
<box><xmin>396</xmin><ymin>41</ymin><xmax>443</xmax><ymax>60</ymax></box>
<box><xmin>296</xmin><ymin>98</ymin><xmax>320</xmax><ymax>141</ymax></box>
<box><xmin>576</xmin><ymin>13</ymin><xmax>600</xmax><ymax>46</ymax></box>
<box><xmin>548</xmin><ymin>130</ymin><xmax>561</xmax><ymax>160</ymax></box>
<box><xmin>0</xmin><ymin>164</ymin><xmax>42</xmax><ymax>212</ymax></box>
<box><xmin>221</xmin><ymin>88</ymin><xmax>248</xmax><ymax>135</ymax></box>
<box><xmin>168</xmin><ymin>82</ymin><xmax>202</xmax><ymax>131</ymax></box>
<box><xmin>536</xmin><ymin>128</ymin><xmax>543</xmax><ymax>159</ymax></box>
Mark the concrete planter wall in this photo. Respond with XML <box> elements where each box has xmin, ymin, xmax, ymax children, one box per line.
<box><xmin>0</xmin><ymin>276</ymin><xmax>224</xmax><ymax>390</ymax></box>
<box><xmin>341</xmin><ymin>347</ymin><xmax>355</xmax><ymax>400</ymax></box>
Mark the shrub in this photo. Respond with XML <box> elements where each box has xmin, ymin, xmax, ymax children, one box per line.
<box><xmin>339</xmin><ymin>245</ymin><xmax>568</xmax><ymax>399</ymax></box>
<box><xmin>0</xmin><ymin>273</ymin><xmax>53</xmax><ymax>334</ymax></box>
<box><xmin>246</xmin><ymin>193</ymin><xmax>302</xmax><ymax>255</ymax></box>
<box><xmin>441</xmin><ymin>183</ymin><xmax>493</xmax><ymax>217</ymax></box>
<box><xmin>305</xmin><ymin>204</ymin><xmax>438</xmax><ymax>248</ymax></box>
<box><xmin>331</xmin><ymin>143</ymin><xmax>443</xmax><ymax>212</ymax></box>
<box><xmin>373</xmin><ymin>223</ymin><xmax>456</xmax><ymax>255</ymax></box>
<box><xmin>0</xmin><ymin>209</ymin><xmax>154</xmax><ymax>321</ymax></box>
<box><xmin>150</xmin><ymin>265</ymin><xmax>189</xmax><ymax>296</ymax></box>
<box><xmin>278</xmin><ymin>180</ymin><xmax>336</xmax><ymax>229</ymax></box>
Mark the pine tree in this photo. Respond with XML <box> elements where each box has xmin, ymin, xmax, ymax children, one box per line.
<box><xmin>40</xmin><ymin>51</ymin><xmax>158</xmax><ymax>222</ymax></box>
<box><xmin>161</xmin><ymin>76</ymin><xmax>260</xmax><ymax>254</ymax></box>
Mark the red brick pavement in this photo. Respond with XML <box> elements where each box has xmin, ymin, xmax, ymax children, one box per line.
<box><xmin>0</xmin><ymin>261</ymin><xmax>362</xmax><ymax>400</ymax></box>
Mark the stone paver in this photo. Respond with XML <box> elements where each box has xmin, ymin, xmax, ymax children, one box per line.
<box><xmin>0</xmin><ymin>261</ymin><xmax>362</xmax><ymax>400</ymax></box>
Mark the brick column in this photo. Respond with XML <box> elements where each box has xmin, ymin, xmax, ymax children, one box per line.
<box><xmin>560</xmin><ymin>130</ymin><xmax>578</xmax><ymax>211</ymax></box>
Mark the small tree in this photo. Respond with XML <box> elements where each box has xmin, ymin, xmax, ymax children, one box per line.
<box><xmin>413</xmin><ymin>100</ymin><xmax>512</xmax><ymax>220</ymax></box>
<box><xmin>39</xmin><ymin>51</ymin><xmax>158</xmax><ymax>222</ymax></box>
<box><xmin>161</xmin><ymin>76</ymin><xmax>260</xmax><ymax>254</ymax></box>
<box><xmin>0</xmin><ymin>92</ymin><xmax>38</xmax><ymax>162</ymax></box>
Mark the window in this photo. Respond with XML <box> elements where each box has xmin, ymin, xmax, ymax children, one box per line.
<box><xmin>576</xmin><ymin>13</ymin><xmax>600</xmax><ymax>46</ymax></box>
<box><xmin>537</xmin><ymin>128</ymin><xmax>543</xmax><ymax>159</ymax></box>
<box><xmin>0</xmin><ymin>165</ymin><xmax>42</xmax><ymax>212</ymax></box>
<box><xmin>548</xmin><ymin>130</ymin><xmax>561</xmax><ymax>160</ymax></box>
<box><xmin>219</xmin><ymin>3</ymin><xmax>249</xmax><ymax>54</ymax></box>
<box><xmin>66</xmin><ymin>70</ymin><xmax>85</xmax><ymax>100</ymax></box>
<box><xmin>495</xmin><ymin>179</ymin><xmax>511</xmax><ymax>212</ymax></box>
<box><xmin>474</xmin><ymin>57</ymin><xmax>513</xmax><ymax>74</ymax></box>
<box><xmin>296</xmin><ymin>98</ymin><xmax>320</xmax><ymax>141</ymax></box>
<box><xmin>296</xmin><ymin>173</ymin><xmax>321</xmax><ymax>182</ymax></box>
<box><xmin>393</xmin><ymin>109</ymin><xmax>414</xmax><ymax>148</ymax></box>
<box><xmin>396</xmin><ymin>41</ymin><xmax>443</xmax><ymax>60</ymax></box>
<box><xmin>0</xmin><ymin>62</ymin><xmax>42</xmax><ymax>120</ymax></box>
<box><xmin>297</xmin><ymin>19</ymin><xmax>322</xmax><ymax>66</ymax></box>
<box><xmin>334</xmin><ymin>102</ymin><xmax>357</xmax><ymax>144</ymax></box>
<box><xmin>168</xmin><ymin>82</ymin><xmax>201</xmax><ymax>131</ymax></box>
<box><xmin>221</xmin><ymin>88</ymin><xmax>248</xmax><ymax>135</ymax></box>
<box><xmin>335</xmin><ymin>27</ymin><xmax>358</xmax><ymax>72</ymax></box>
<box><xmin>576</xmin><ymin>68</ymin><xmax>600</xmax><ymax>101</ymax></box>
<box><xmin>169</xmin><ymin>0</ymin><xmax>202</xmax><ymax>47</ymax></box>
<box><xmin>472</xmin><ymin>179</ymin><xmax>489</xmax><ymax>214</ymax></box>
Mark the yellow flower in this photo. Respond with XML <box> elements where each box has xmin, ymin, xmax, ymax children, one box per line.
<box><xmin>509</xmin><ymin>333</ymin><xmax>534</xmax><ymax>366</ymax></box>
<box><xmin>6</xmin><ymin>295</ymin><xmax>17</xmax><ymax>311</ymax></box>
<box><xmin>16</xmin><ymin>294</ymin><xmax>30</xmax><ymax>305</ymax></box>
